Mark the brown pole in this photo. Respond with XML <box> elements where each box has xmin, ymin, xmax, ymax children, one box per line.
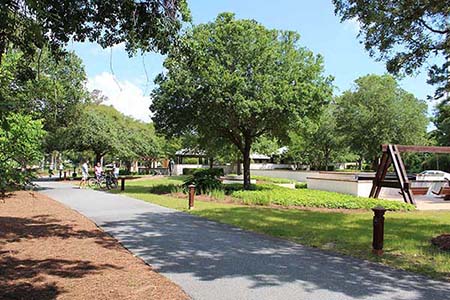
<box><xmin>63</xmin><ymin>171</ymin><xmax>67</xmax><ymax>181</ymax></box>
<box><xmin>372</xmin><ymin>206</ymin><xmax>387</xmax><ymax>256</ymax></box>
<box><xmin>121</xmin><ymin>178</ymin><xmax>125</xmax><ymax>191</ymax></box>
<box><xmin>188</xmin><ymin>184</ymin><xmax>195</xmax><ymax>209</ymax></box>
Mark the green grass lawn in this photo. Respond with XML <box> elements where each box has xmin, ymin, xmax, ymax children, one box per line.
<box><xmin>115</xmin><ymin>177</ymin><xmax>450</xmax><ymax>281</ymax></box>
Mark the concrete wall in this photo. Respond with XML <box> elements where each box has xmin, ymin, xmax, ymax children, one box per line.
<box><xmin>306</xmin><ymin>177</ymin><xmax>373</xmax><ymax>197</ymax></box>
<box><xmin>173</xmin><ymin>164</ymin><xmax>233</xmax><ymax>176</ymax></box>
<box><xmin>250</xmin><ymin>163</ymin><xmax>294</xmax><ymax>170</ymax></box>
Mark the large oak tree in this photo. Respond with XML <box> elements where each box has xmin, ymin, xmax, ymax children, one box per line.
<box><xmin>151</xmin><ymin>13</ymin><xmax>333</xmax><ymax>189</ymax></box>
<box><xmin>335</xmin><ymin>74</ymin><xmax>429</xmax><ymax>169</ymax></box>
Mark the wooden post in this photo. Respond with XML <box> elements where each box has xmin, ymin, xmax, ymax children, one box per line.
<box><xmin>188</xmin><ymin>184</ymin><xmax>195</xmax><ymax>209</ymax></box>
<box><xmin>121</xmin><ymin>178</ymin><xmax>125</xmax><ymax>191</ymax></box>
<box><xmin>372</xmin><ymin>206</ymin><xmax>387</xmax><ymax>256</ymax></box>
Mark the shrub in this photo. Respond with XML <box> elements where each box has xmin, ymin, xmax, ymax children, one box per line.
<box><xmin>149</xmin><ymin>184</ymin><xmax>183</xmax><ymax>194</ymax></box>
<box><xmin>223</xmin><ymin>183</ymin><xmax>281</xmax><ymax>194</ymax></box>
<box><xmin>119</xmin><ymin>169</ymin><xmax>130</xmax><ymax>175</ymax></box>
<box><xmin>209</xmin><ymin>189</ymin><xmax>226</xmax><ymax>200</ymax></box>
<box><xmin>183</xmin><ymin>167</ymin><xmax>224</xmax><ymax>176</ymax></box>
<box><xmin>252</xmin><ymin>175</ymin><xmax>293</xmax><ymax>184</ymax></box>
<box><xmin>231</xmin><ymin>188</ymin><xmax>415</xmax><ymax>211</ymax></box>
<box><xmin>184</xmin><ymin>168</ymin><xmax>223</xmax><ymax>194</ymax></box>
<box><xmin>295</xmin><ymin>182</ymin><xmax>307</xmax><ymax>189</ymax></box>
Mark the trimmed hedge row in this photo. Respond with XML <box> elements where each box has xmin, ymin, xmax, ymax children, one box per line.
<box><xmin>252</xmin><ymin>175</ymin><xmax>294</xmax><ymax>184</ymax></box>
<box><xmin>182</xmin><ymin>168</ymin><xmax>224</xmax><ymax>176</ymax></box>
<box><xmin>232</xmin><ymin>187</ymin><xmax>415</xmax><ymax>211</ymax></box>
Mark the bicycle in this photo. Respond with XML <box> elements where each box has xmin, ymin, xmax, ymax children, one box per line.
<box><xmin>88</xmin><ymin>174</ymin><xmax>107</xmax><ymax>189</ymax></box>
<box><xmin>106</xmin><ymin>173</ymin><xmax>118</xmax><ymax>189</ymax></box>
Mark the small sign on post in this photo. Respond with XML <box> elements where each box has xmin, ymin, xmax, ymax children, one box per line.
<box><xmin>372</xmin><ymin>206</ymin><xmax>387</xmax><ymax>256</ymax></box>
<box><xmin>188</xmin><ymin>184</ymin><xmax>195</xmax><ymax>210</ymax></box>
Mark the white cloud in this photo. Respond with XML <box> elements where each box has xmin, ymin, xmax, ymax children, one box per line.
<box><xmin>87</xmin><ymin>72</ymin><xmax>152</xmax><ymax>122</ymax></box>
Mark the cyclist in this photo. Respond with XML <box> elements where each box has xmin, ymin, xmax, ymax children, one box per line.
<box><xmin>94</xmin><ymin>162</ymin><xmax>103</xmax><ymax>180</ymax></box>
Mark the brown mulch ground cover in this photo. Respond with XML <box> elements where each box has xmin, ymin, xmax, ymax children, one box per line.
<box><xmin>431</xmin><ymin>234</ymin><xmax>450</xmax><ymax>251</ymax></box>
<box><xmin>0</xmin><ymin>191</ymin><xmax>189</xmax><ymax>300</ymax></box>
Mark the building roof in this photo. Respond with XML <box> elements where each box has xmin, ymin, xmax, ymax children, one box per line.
<box><xmin>175</xmin><ymin>149</ymin><xmax>206</xmax><ymax>157</ymax></box>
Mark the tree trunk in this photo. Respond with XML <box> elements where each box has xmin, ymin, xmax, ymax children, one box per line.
<box><xmin>209</xmin><ymin>157</ymin><xmax>214</xmax><ymax>169</ymax></box>
<box><xmin>236</xmin><ymin>158</ymin><xmax>242</xmax><ymax>175</ymax></box>
<box><xmin>358</xmin><ymin>158</ymin><xmax>363</xmax><ymax>171</ymax></box>
<box><xmin>125</xmin><ymin>161</ymin><xmax>132</xmax><ymax>173</ymax></box>
<box><xmin>95</xmin><ymin>152</ymin><xmax>102</xmax><ymax>164</ymax></box>
<box><xmin>243</xmin><ymin>138</ymin><xmax>251</xmax><ymax>190</ymax></box>
<box><xmin>371</xmin><ymin>156</ymin><xmax>379</xmax><ymax>171</ymax></box>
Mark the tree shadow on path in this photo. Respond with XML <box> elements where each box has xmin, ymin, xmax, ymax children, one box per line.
<box><xmin>99</xmin><ymin>209</ymin><xmax>450</xmax><ymax>299</ymax></box>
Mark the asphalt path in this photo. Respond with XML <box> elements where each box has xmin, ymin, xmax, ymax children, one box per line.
<box><xmin>39</xmin><ymin>181</ymin><xmax>450</xmax><ymax>300</ymax></box>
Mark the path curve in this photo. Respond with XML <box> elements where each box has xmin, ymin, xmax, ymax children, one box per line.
<box><xmin>39</xmin><ymin>182</ymin><xmax>450</xmax><ymax>300</ymax></box>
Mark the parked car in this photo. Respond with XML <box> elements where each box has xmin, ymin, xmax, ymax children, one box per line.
<box><xmin>416</xmin><ymin>170</ymin><xmax>450</xmax><ymax>181</ymax></box>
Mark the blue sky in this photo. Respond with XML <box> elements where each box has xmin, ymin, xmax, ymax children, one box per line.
<box><xmin>68</xmin><ymin>0</ymin><xmax>435</xmax><ymax>123</ymax></box>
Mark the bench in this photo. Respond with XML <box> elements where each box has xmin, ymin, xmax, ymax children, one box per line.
<box><xmin>410</xmin><ymin>187</ymin><xmax>429</xmax><ymax>195</ymax></box>
<box><xmin>431</xmin><ymin>185</ymin><xmax>450</xmax><ymax>200</ymax></box>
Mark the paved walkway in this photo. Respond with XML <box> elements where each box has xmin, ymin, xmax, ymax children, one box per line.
<box><xmin>39</xmin><ymin>182</ymin><xmax>450</xmax><ymax>300</ymax></box>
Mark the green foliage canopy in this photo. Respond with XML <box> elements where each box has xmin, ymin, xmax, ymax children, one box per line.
<box><xmin>0</xmin><ymin>50</ymin><xmax>88</xmax><ymax>131</ymax></box>
<box><xmin>288</xmin><ymin>105</ymin><xmax>346</xmax><ymax>170</ymax></box>
<box><xmin>0</xmin><ymin>113</ymin><xmax>45</xmax><ymax>194</ymax></box>
<box><xmin>151</xmin><ymin>13</ymin><xmax>333</xmax><ymax>188</ymax></box>
<box><xmin>63</xmin><ymin>104</ymin><xmax>162</xmax><ymax>163</ymax></box>
<box><xmin>0</xmin><ymin>0</ymin><xmax>191</xmax><ymax>64</ymax></box>
<box><xmin>333</xmin><ymin>0</ymin><xmax>450</xmax><ymax>98</ymax></box>
<box><xmin>335</xmin><ymin>74</ymin><xmax>429</xmax><ymax>166</ymax></box>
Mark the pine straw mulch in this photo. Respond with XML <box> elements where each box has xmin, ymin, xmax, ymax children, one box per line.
<box><xmin>0</xmin><ymin>191</ymin><xmax>190</xmax><ymax>300</ymax></box>
<box><xmin>431</xmin><ymin>234</ymin><xmax>450</xmax><ymax>251</ymax></box>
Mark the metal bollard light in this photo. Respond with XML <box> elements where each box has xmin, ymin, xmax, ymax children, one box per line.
<box><xmin>121</xmin><ymin>178</ymin><xmax>125</xmax><ymax>191</ymax></box>
<box><xmin>188</xmin><ymin>184</ymin><xmax>195</xmax><ymax>210</ymax></box>
<box><xmin>372</xmin><ymin>206</ymin><xmax>387</xmax><ymax>256</ymax></box>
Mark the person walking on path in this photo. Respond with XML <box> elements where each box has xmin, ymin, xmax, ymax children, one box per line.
<box><xmin>59</xmin><ymin>162</ymin><xmax>64</xmax><ymax>179</ymax></box>
<box><xmin>79</xmin><ymin>160</ymin><xmax>89</xmax><ymax>189</ymax></box>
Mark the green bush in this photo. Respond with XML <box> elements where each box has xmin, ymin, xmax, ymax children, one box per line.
<box><xmin>295</xmin><ymin>182</ymin><xmax>307</xmax><ymax>189</ymax></box>
<box><xmin>119</xmin><ymin>169</ymin><xmax>138</xmax><ymax>176</ymax></box>
<box><xmin>209</xmin><ymin>189</ymin><xmax>226</xmax><ymax>200</ymax></box>
<box><xmin>184</xmin><ymin>168</ymin><xmax>224</xmax><ymax>194</ymax></box>
<box><xmin>232</xmin><ymin>188</ymin><xmax>415</xmax><ymax>211</ymax></box>
<box><xmin>183</xmin><ymin>167</ymin><xmax>224</xmax><ymax>176</ymax></box>
<box><xmin>149</xmin><ymin>184</ymin><xmax>183</xmax><ymax>194</ymax></box>
<box><xmin>223</xmin><ymin>183</ymin><xmax>282</xmax><ymax>194</ymax></box>
<box><xmin>252</xmin><ymin>175</ymin><xmax>293</xmax><ymax>183</ymax></box>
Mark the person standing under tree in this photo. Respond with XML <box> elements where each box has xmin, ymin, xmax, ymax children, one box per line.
<box><xmin>168</xmin><ymin>159</ymin><xmax>175</xmax><ymax>176</ymax></box>
<box><xmin>80</xmin><ymin>160</ymin><xmax>89</xmax><ymax>189</ymax></box>
<box><xmin>113</xmin><ymin>162</ymin><xmax>120</xmax><ymax>179</ymax></box>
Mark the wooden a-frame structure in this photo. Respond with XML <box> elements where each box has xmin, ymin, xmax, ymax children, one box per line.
<box><xmin>369</xmin><ymin>144</ymin><xmax>450</xmax><ymax>206</ymax></box>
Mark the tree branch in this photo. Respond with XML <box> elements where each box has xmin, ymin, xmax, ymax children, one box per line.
<box><xmin>418</xmin><ymin>18</ymin><xmax>449</xmax><ymax>35</ymax></box>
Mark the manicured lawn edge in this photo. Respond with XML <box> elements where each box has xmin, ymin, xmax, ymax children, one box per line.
<box><xmin>116</xmin><ymin>178</ymin><xmax>450</xmax><ymax>281</ymax></box>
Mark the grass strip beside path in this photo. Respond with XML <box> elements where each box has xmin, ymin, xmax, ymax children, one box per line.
<box><xmin>118</xmin><ymin>178</ymin><xmax>450</xmax><ymax>281</ymax></box>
